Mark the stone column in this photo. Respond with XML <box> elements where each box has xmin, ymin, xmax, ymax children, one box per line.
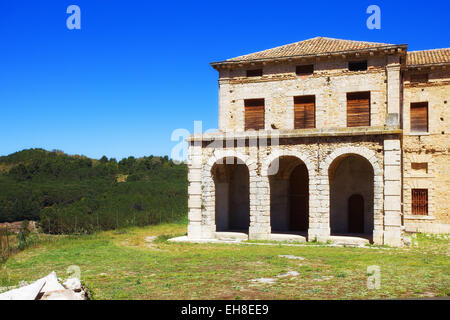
<box><xmin>372</xmin><ymin>174</ymin><xmax>384</xmax><ymax>245</ymax></box>
<box><xmin>386</xmin><ymin>56</ymin><xmax>401</xmax><ymax>126</ymax></box>
<box><xmin>249</xmin><ymin>173</ymin><xmax>271</xmax><ymax>240</ymax></box>
<box><xmin>187</xmin><ymin>142</ymin><xmax>203</xmax><ymax>239</ymax></box>
<box><xmin>308</xmin><ymin>174</ymin><xmax>330</xmax><ymax>242</ymax></box>
<box><xmin>383</xmin><ymin>139</ymin><xmax>403</xmax><ymax>247</ymax></box>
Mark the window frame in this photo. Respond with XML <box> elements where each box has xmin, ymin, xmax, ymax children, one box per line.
<box><xmin>244</xmin><ymin>98</ymin><xmax>265</xmax><ymax>131</ymax></box>
<box><xmin>411</xmin><ymin>189</ymin><xmax>428</xmax><ymax>215</ymax></box>
<box><xmin>295</xmin><ymin>64</ymin><xmax>314</xmax><ymax>76</ymax></box>
<box><xmin>410</xmin><ymin>102</ymin><xmax>429</xmax><ymax>133</ymax></box>
<box><xmin>348</xmin><ymin>60</ymin><xmax>368</xmax><ymax>72</ymax></box>
<box><xmin>346</xmin><ymin>91</ymin><xmax>371</xmax><ymax>127</ymax></box>
<box><xmin>293</xmin><ymin>95</ymin><xmax>316</xmax><ymax>129</ymax></box>
<box><xmin>246</xmin><ymin>69</ymin><xmax>263</xmax><ymax>77</ymax></box>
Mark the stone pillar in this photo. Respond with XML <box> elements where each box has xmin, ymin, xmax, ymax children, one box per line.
<box><xmin>187</xmin><ymin>143</ymin><xmax>203</xmax><ymax>239</ymax></box>
<box><xmin>386</xmin><ymin>56</ymin><xmax>401</xmax><ymax>126</ymax></box>
<box><xmin>372</xmin><ymin>174</ymin><xmax>384</xmax><ymax>245</ymax></box>
<box><xmin>308</xmin><ymin>174</ymin><xmax>330</xmax><ymax>242</ymax></box>
<box><xmin>249</xmin><ymin>173</ymin><xmax>271</xmax><ymax>240</ymax></box>
<box><xmin>383</xmin><ymin>139</ymin><xmax>403</xmax><ymax>247</ymax></box>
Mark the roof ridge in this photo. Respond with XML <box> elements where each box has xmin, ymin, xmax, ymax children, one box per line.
<box><xmin>226</xmin><ymin>37</ymin><xmax>322</xmax><ymax>61</ymax></box>
<box><xmin>224</xmin><ymin>36</ymin><xmax>398</xmax><ymax>63</ymax></box>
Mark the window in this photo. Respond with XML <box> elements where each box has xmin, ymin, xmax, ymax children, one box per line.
<box><xmin>410</xmin><ymin>102</ymin><xmax>428</xmax><ymax>132</ymax></box>
<box><xmin>246</xmin><ymin>69</ymin><xmax>263</xmax><ymax>77</ymax></box>
<box><xmin>412</xmin><ymin>189</ymin><xmax>428</xmax><ymax>215</ymax></box>
<box><xmin>411</xmin><ymin>162</ymin><xmax>428</xmax><ymax>174</ymax></box>
<box><xmin>244</xmin><ymin>99</ymin><xmax>265</xmax><ymax>130</ymax></box>
<box><xmin>347</xmin><ymin>92</ymin><xmax>370</xmax><ymax>127</ymax></box>
<box><xmin>294</xmin><ymin>95</ymin><xmax>315</xmax><ymax>129</ymax></box>
<box><xmin>296</xmin><ymin>65</ymin><xmax>314</xmax><ymax>76</ymax></box>
<box><xmin>410</xmin><ymin>73</ymin><xmax>428</xmax><ymax>83</ymax></box>
<box><xmin>348</xmin><ymin>60</ymin><xmax>368</xmax><ymax>71</ymax></box>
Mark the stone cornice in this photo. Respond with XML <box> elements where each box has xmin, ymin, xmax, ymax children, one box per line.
<box><xmin>187</xmin><ymin>126</ymin><xmax>402</xmax><ymax>142</ymax></box>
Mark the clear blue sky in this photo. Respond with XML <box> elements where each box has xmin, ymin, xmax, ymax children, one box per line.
<box><xmin>1</xmin><ymin>0</ymin><xmax>449</xmax><ymax>160</ymax></box>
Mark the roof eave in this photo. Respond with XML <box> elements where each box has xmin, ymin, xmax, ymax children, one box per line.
<box><xmin>210</xmin><ymin>44</ymin><xmax>408</xmax><ymax>70</ymax></box>
<box><xmin>406</xmin><ymin>62</ymin><xmax>450</xmax><ymax>69</ymax></box>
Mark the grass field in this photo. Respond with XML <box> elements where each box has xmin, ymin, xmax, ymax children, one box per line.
<box><xmin>0</xmin><ymin>223</ymin><xmax>448</xmax><ymax>299</ymax></box>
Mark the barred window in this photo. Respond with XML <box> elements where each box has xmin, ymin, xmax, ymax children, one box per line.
<box><xmin>412</xmin><ymin>189</ymin><xmax>428</xmax><ymax>215</ymax></box>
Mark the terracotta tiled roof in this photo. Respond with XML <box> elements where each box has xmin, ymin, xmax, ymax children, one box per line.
<box><xmin>407</xmin><ymin>48</ymin><xmax>450</xmax><ymax>66</ymax></box>
<box><xmin>225</xmin><ymin>37</ymin><xmax>395</xmax><ymax>62</ymax></box>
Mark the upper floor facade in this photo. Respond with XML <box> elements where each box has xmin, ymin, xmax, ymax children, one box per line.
<box><xmin>210</xmin><ymin>37</ymin><xmax>450</xmax><ymax>138</ymax></box>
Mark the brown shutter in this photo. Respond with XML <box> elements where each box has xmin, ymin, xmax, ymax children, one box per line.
<box><xmin>294</xmin><ymin>95</ymin><xmax>315</xmax><ymax>129</ymax></box>
<box><xmin>410</xmin><ymin>102</ymin><xmax>428</xmax><ymax>132</ymax></box>
<box><xmin>412</xmin><ymin>189</ymin><xmax>428</xmax><ymax>215</ymax></box>
<box><xmin>245</xmin><ymin>99</ymin><xmax>265</xmax><ymax>130</ymax></box>
<box><xmin>347</xmin><ymin>92</ymin><xmax>370</xmax><ymax>127</ymax></box>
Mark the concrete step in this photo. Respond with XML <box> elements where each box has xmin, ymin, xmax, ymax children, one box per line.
<box><xmin>215</xmin><ymin>232</ymin><xmax>248</xmax><ymax>241</ymax></box>
<box><xmin>330</xmin><ymin>235</ymin><xmax>370</xmax><ymax>246</ymax></box>
<box><xmin>270</xmin><ymin>233</ymin><xmax>306</xmax><ymax>242</ymax></box>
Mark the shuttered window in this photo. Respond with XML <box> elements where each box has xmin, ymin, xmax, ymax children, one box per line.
<box><xmin>244</xmin><ymin>99</ymin><xmax>265</xmax><ymax>131</ymax></box>
<box><xmin>410</xmin><ymin>73</ymin><xmax>428</xmax><ymax>83</ymax></box>
<box><xmin>349</xmin><ymin>61</ymin><xmax>368</xmax><ymax>71</ymax></box>
<box><xmin>294</xmin><ymin>95</ymin><xmax>315</xmax><ymax>129</ymax></box>
<box><xmin>412</xmin><ymin>189</ymin><xmax>428</xmax><ymax>215</ymax></box>
<box><xmin>296</xmin><ymin>65</ymin><xmax>314</xmax><ymax>76</ymax></box>
<box><xmin>410</xmin><ymin>102</ymin><xmax>428</xmax><ymax>132</ymax></box>
<box><xmin>247</xmin><ymin>69</ymin><xmax>263</xmax><ymax>77</ymax></box>
<box><xmin>347</xmin><ymin>92</ymin><xmax>370</xmax><ymax>127</ymax></box>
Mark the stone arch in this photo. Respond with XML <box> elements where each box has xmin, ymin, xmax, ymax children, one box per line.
<box><xmin>322</xmin><ymin>146</ymin><xmax>383</xmax><ymax>239</ymax></box>
<box><xmin>321</xmin><ymin>146</ymin><xmax>381</xmax><ymax>177</ymax></box>
<box><xmin>262</xmin><ymin>150</ymin><xmax>317</xmax><ymax>234</ymax></box>
<box><xmin>262</xmin><ymin>149</ymin><xmax>316</xmax><ymax>179</ymax></box>
<box><xmin>202</xmin><ymin>150</ymin><xmax>256</xmax><ymax>234</ymax></box>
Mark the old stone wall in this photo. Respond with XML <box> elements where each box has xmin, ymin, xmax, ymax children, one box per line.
<box><xmin>218</xmin><ymin>56</ymin><xmax>389</xmax><ymax>131</ymax></box>
<box><xmin>402</xmin><ymin>70</ymin><xmax>450</xmax><ymax>233</ymax></box>
<box><xmin>187</xmin><ymin>133</ymin><xmax>403</xmax><ymax>244</ymax></box>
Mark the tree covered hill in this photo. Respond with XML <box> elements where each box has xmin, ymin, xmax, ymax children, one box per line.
<box><xmin>0</xmin><ymin>149</ymin><xmax>187</xmax><ymax>233</ymax></box>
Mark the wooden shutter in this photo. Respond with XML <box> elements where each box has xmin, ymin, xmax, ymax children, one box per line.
<box><xmin>347</xmin><ymin>92</ymin><xmax>370</xmax><ymax>127</ymax></box>
<box><xmin>294</xmin><ymin>96</ymin><xmax>315</xmax><ymax>129</ymax></box>
<box><xmin>410</xmin><ymin>102</ymin><xmax>428</xmax><ymax>132</ymax></box>
<box><xmin>412</xmin><ymin>189</ymin><xmax>428</xmax><ymax>215</ymax></box>
<box><xmin>245</xmin><ymin>99</ymin><xmax>265</xmax><ymax>130</ymax></box>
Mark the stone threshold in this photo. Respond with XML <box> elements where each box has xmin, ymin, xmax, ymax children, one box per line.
<box><xmin>169</xmin><ymin>233</ymin><xmax>376</xmax><ymax>248</ymax></box>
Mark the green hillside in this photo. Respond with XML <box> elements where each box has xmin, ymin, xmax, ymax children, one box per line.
<box><xmin>0</xmin><ymin>149</ymin><xmax>187</xmax><ymax>233</ymax></box>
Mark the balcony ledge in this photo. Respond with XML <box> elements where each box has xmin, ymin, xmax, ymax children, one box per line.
<box><xmin>187</xmin><ymin>126</ymin><xmax>402</xmax><ymax>142</ymax></box>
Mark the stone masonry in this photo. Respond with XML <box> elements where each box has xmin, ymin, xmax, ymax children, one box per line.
<box><xmin>187</xmin><ymin>37</ymin><xmax>450</xmax><ymax>247</ymax></box>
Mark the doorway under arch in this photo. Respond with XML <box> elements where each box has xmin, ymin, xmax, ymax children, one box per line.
<box><xmin>212</xmin><ymin>157</ymin><xmax>250</xmax><ymax>232</ymax></box>
<box><xmin>329</xmin><ymin>154</ymin><xmax>374</xmax><ymax>236</ymax></box>
<box><xmin>269</xmin><ymin>156</ymin><xmax>309</xmax><ymax>233</ymax></box>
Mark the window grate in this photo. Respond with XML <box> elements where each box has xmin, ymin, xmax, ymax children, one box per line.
<box><xmin>412</xmin><ymin>189</ymin><xmax>428</xmax><ymax>215</ymax></box>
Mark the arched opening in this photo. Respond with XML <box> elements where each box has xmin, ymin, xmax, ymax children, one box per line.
<box><xmin>212</xmin><ymin>157</ymin><xmax>250</xmax><ymax>232</ymax></box>
<box><xmin>329</xmin><ymin>154</ymin><xmax>374</xmax><ymax>236</ymax></box>
<box><xmin>268</xmin><ymin>156</ymin><xmax>309</xmax><ymax>233</ymax></box>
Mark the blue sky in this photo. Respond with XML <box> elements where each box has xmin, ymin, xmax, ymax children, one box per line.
<box><xmin>0</xmin><ymin>0</ymin><xmax>449</xmax><ymax>160</ymax></box>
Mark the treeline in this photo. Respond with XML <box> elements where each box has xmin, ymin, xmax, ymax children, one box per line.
<box><xmin>0</xmin><ymin>149</ymin><xmax>187</xmax><ymax>233</ymax></box>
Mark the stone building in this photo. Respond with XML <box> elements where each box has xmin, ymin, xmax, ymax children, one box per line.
<box><xmin>187</xmin><ymin>37</ymin><xmax>450</xmax><ymax>247</ymax></box>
